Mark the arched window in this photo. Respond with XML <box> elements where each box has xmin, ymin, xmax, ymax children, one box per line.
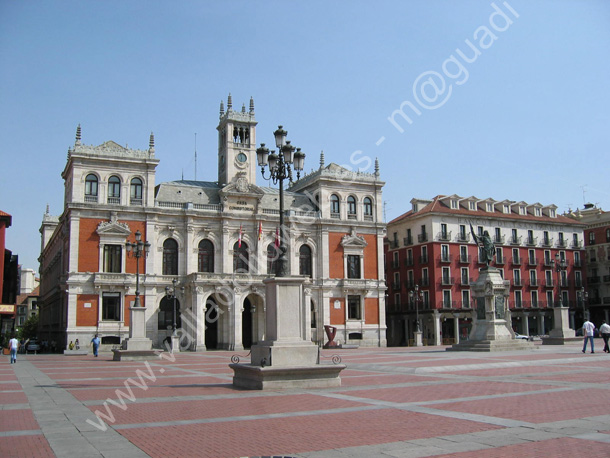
<box><xmin>364</xmin><ymin>197</ymin><xmax>373</xmax><ymax>217</ymax></box>
<box><xmin>85</xmin><ymin>174</ymin><xmax>98</xmax><ymax>201</ymax></box>
<box><xmin>267</xmin><ymin>243</ymin><xmax>280</xmax><ymax>275</ymax></box>
<box><xmin>163</xmin><ymin>238</ymin><xmax>178</xmax><ymax>275</ymax></box>
<box><xmin>158</xmin><ymin>296</ymin><xmax>181</xmax><ymax>330</ymax></box>
<box><xmin>198</xmin><ymin>239</ymin><xmax>214</xmax><ymax>273</ymax></box>
<box><xmin>233</xmin><ymin>241</ymin><xmax>249</xmax><ymax>273</ymax></box>
<box><xmin>299</xmin><ymin>244</ymin><xmax>312</xmax><ymax>277</ymax></box>
<box><xmin>330</xmin><ymin>194</ymin><xmax>340</xmax><ymax>216</ymax></box>
<box><xmin>108</xmin><ymin>175</ymin><xmax>121</xmax><ymax>204</ymax></box>
<box><xmin>347</xmin><ymin>195</ymin><xmax>357</xmax><ymax>218</ymax></box>
<box><xmin>130</xmin><ymin>178</ymin><xmax>142</xmax><ymax>204</ymax></box>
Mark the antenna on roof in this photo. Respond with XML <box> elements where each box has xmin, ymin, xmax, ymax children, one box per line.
<box><xmin>580</xmin><ymin>185</ymin><xmax>587</xmax><ymax>205</ymax></box>
<box><xmin>194</xmin><ymin>132</ymin><xmax>197</xmax><ymax>181</ymax></box>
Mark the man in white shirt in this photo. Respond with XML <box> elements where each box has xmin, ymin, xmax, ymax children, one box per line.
<box><xmin>582</xmin><ymin>319</ymin><xmax>596</xmax><ymax>354</ymax></box>
<box><xmin>599</xmin><ymin>321</ymin><xmax>610</xmax><ymax>353</ymax></box>
<box><xmin>8</xmin><ymin>335</ymin><xmax>19</xmax><ymax>364</ymax></box>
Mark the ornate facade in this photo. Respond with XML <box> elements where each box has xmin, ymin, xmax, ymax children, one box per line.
<box><xmin>38</xmin><ymin>96</ymin><xmax>387</xmax><ymax>350</ymax></box>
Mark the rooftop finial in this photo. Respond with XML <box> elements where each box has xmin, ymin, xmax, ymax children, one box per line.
<box><xmin>149</xmin><ymin>132</ymin><xmax>155</xmax><ymax>154</ymax></box>
<box><xmin>374</xmin><ymin>157</ymin><xmax>380</xmax><ymax>176</ymax></box>
<box><xmin>45</xmin><ymin>203</ymin><xmax>50</xmax><ymax>215</ymax></box>
<box><xmin>75</xmin><ymin>124</ymin><xmax>81</xmax><ymax>145</ymax></box>
<box><xmin>319</xmin><ymin>150</ymin><xmax>325</xmax><ymax>169</ymax></box>
<box><xmin>249</xmin><ymin>96</ymin><xmax>255</xmax><ymax>113</ymax></box>
<box><xmin>241</xmin><ymin>103</ymin><xmax>246</xmax><ymax>113</ymax></box>
<box><xmin>220</xmin><ymin>100</ymin><xmax>225</xmax><ymax>117</ymax></box>
<box><xmin>227</xmin><ymin>93</ymin><xmax>232</xmax><ymax>111</ymax></box>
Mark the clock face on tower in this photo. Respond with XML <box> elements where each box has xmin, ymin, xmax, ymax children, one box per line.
<box><xmin>237</xmin><ymin>152</ymin><xmax>247</xmax><ymax>163</ymax></box>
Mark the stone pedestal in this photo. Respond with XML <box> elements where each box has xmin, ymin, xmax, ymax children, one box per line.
<box><xmin>231</xmin><ymin>276</ymin><xmax>345</xmax><ymax>389</ymax></box>
<box><xmin>413</xmin><ymin>330</ymin><xmax>423</xmax><ymax>347</ymax></box>
<box><xmin>112</xmin><ymin>307</ymin><xmax>161</xmax><ymax>361</ymax></box>
<box><xmin>448</xmin><ymin>267</ymin><xmax>534</xmax><ymax>352</ymax></box>
<box><xmin>542</xmin><ymin>306</ymin><xmax>579</xmax><ymax>345</ymax></box>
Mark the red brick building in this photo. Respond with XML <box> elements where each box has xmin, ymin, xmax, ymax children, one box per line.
<box><xmin>385</xmin><ymin>195</ymin><xmax>586</xmax><ymax>346</ymax></box>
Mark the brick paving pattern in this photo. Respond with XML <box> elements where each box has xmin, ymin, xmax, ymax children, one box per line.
<box><xmin>1</xmin><ymin>342</ymin><xmax>610</xmax><ymax>457</ymax></box>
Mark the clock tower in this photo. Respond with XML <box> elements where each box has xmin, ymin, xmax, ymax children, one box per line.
<box><xmin>217</xmin><ymin>94</ymin><xmax>258</xmax><ymax>187</ymax></box>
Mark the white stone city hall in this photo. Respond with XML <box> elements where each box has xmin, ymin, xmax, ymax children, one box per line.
<box><xmin>38</xmin><ymin>96</ymin><xmax>387</xmax><ymax>351</ymax></box>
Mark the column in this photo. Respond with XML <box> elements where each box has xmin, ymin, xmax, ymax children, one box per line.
<box><xmin>523</xmin><ymin>315</ymin><xmax>530</xmax><ymax>335</ymax></box>
<box><xmin>433</xmin><ymin>310</ymin><xmax>441</xmax><ymax>346</ymax></box>
<box><xmin>538</xmin><ymin>315</ymin><xmax>545</xmax><ymax>335</ymax></box>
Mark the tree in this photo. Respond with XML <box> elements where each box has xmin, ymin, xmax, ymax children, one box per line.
<box><xmin>18</xmin><ymin>314</ymin><xmax>39</xmax><ymax>341</ymax></box>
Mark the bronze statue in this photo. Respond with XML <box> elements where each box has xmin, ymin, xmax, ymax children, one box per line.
<box><xmin>470</xmin><ymin>223</ymin><xmax>495</xmax><ymax>266</ymax></box>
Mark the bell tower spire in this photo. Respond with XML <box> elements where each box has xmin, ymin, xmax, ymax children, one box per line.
<box><xmin>216</xmin><ymin>93</ymin><xmax>258</xmax><ymax>187</ymax></box>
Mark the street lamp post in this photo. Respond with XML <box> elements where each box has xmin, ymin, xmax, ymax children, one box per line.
<box><xmin>580</xmin><ymin>286</ymin><xmax>589</xmax><ymax>320</ymax></box>
<box><xmin>552</xmin><ymin>253</ymin><xmax>568</xmax><ymax>307</ymax></box>
<box><xmin>165</xmin><ymin>279</ymin><xmax>185</xmax><ymax>337</ymax></box>
<box><xmin>256</xmin><ymin>126</ymin><xmax>305</xmax><ymax>277</ymax></box>
<box><xmin>125</xmin><ymin>230</ymin><xmax>150</xmax><ymax>307</ymax></box>
<box><xmin>409</xmin><ymin>284</ymin><xmax>424</xmax><ymax>345</ymax></box>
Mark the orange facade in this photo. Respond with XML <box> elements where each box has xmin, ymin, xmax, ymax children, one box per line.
<box><xmin>329</xmin><ymin>297</ymin><xmax>344</xmax><ymax>325</ymax></box>
<box><xmin>328</xmin><ymin>232</ymin><xmax>378</xmax><ymax>280</ymax></box>
<box><xmin>76</xmin><ymin>294</ymin><xmax>98</xmax><ymax>326</ymax></box>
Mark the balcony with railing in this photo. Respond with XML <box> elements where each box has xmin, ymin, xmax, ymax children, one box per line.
<box><xmin>392</xmin><ymin>260</ymin><xmax>399</xmax><ymax>269</ymax></box>
<box><xmin>404</xmin><ymin>257</ymin><xmax>414</xmax><ymax>267</ymax></box>
<box><xmin>604</xmin><ymin>275</ymin><xmax>610</xmax><ymax>283</ymax></box>
<box><xmin>541</xmin><ymin>237</ymin><xmax>554</xmax><ymax>248</ymax></box>
<box><xmin>441</xmin><ymin>276</ymin><xmax>454</xmax><ymax>286</ymax></box>
<box><xmin>392</xmin><ymin>282</ymin><xmax>401</xmax><ymax>291</ymax></box>
<box><xmin>527</xmin><ymin>279</ymin><xmax>538</xmax><ymax>287</ymax></box>
<box><xmin>420</xmin><ymin>277</ymin><xmax>430</xmax><ymax>287</ymax></box>
<box><xmin>418</xmin><ymin>233</ymin><xmax>428</xmax><ymax>243</ymax></box>
<box><xmin>493</xmin><ymin>235</ymin><xmax>505</xmax><ymax>245</ymax></box>
<box><xmin>457</xmin><ymin>233</ymin><xmax>471</xmax><ymax>242</ymax></box>
<box><xmin>561</xmin><ymin>279</ymin><xmax>570</xmax><ymax>287</ymax></box>
<box><xmin>459</xmin><ymin>254</ymin><xmax>471</xmax><ymax>264</ymax></box>
<box><xmin>495</xmin><ymin>255</ymin><xmax>505</xmax><ymax>265</ymax></box>
<box><xmin>130</xmin><ymin>198</ymin><xmax>143</xmax><ymax>206</ymax></box>
<box><xmin>588</xmin><ymin>276</ymin><xmax>601</xmax><ymax>284</ymax></box>
<box><xmin>460</xmin><ymin>276</ymin><xmax>473</xmax><ymax>286</ymax></box>
<box><xmin>419</xmin><ymin>254</ymin><xmax>429</xmax><ymax>264</ymax></box>
<box><xmin>572</xmin><ymin>239</ymin><xmax>583</xmax><ymax>248</ymax></box>
<box><xmin>526</xmin><ymin>236</ymin><xmax>538</xmax><ymax>247</ymax></box>
<box><xmin>403</xmin><ymin>236</ymin><xmax>413</xmax><ymax>246</ymax></box>
<box><xmin>574</xmin><ymin>259</ymin><xmax>582</xmax><ymax>267</ymax></box>
<box><xmin>556</xmin><ymin>239</ymin><xmax>568</xmax><ymax>248</ymax></box>
<box><xmin>528</xmin><ymin>257</ymin><xmax>538</xmax><ymax>266</ymax></box>
<box><xmin>85</xmin><ymin>195</ymin><xmax>98</xmax><ymax>203</ymax></box>
<box><xmin>575</xmin><ymin>279</ymin><xmax>583</xmax><ymax>288</ymax></box>
<box><xmin>389</xmin><ymin>240</ymin><xmax>399</xmax><ymax>249</ymax></box>
<box><xmin>436</xmin><ymin>231</ymin><xmax>452</xmax><ymax>242</ymax></box>
<box><xmin>107</xmin><ymin>196</ymin><xmax>120</xmax><ymax>205</ymax></box>
<box><xmin>543</xmin><ymin>279</ymin><xmax>554</xmax><ymax>288</ymax></box>
<box><xmin>509</xmin><ymin>236</ymin><xmax>522</xmax><ymax>245</ymax></box>
<box><xmin>405</xmin><ymin>279</ymin><xmax>415</xmax><ymax>289</ymax></box>
<box><xmin>543</xmin><ymin>258</ymin><xmax>554</xmax><ymax>267</ymax></box>
<box><xmin>512</xmin><ymin>278</ymin><xmax>522</xmax><ymax>287</ymax></box>
<box><xmin>438</xmin><ymin>300</ymin><xmax>456</xmax><ymax>309</ymax></box>
<box><xmin>511</xmin><ymin>256</ymin><xmax>521</xmax><ymax>265</ymax></box>
<box><xmin>439</xmin><ymin>254</ymin><xmax>452</xmax><ymax>263</ymax></box>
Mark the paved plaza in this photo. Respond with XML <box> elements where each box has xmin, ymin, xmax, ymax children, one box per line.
<box><xmin>2</xmin><ymin>342</ymin><xmax>610</xmax><ymax>458</ymax></box>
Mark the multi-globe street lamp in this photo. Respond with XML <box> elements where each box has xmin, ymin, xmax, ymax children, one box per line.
<box><xmin>256</xmin><ymin>126</ymin><xmax>305</xmax><ymax>277</ymax></box>
<box><xmin>579</xmin><ymin>286</ymin><xmax>589</xmax><ymax>320</ymax></box>
<box><xmin>125</xmin><ymin>230</ymin><xmax>150</xmax><ymax>307</ymax></box>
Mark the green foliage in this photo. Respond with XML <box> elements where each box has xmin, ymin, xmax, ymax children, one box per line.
<box><xmin>18</xmin><ymin>314</ymin><xmax>39</xmax><ymax>341</ymax></box>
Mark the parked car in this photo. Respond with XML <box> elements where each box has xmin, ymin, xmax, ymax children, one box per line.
<box><xmin>514</xmin><ymin>333</ymin><xmax>529</xmax><ymax>340</ymax></box>
<box><xmin>25</xmin><ymin>339</ymin><xmax>41</xmax><ymax>352</ymax></box>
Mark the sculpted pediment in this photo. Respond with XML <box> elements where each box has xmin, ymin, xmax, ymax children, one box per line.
<box><xmin>341</xmin><ymin>228</ymin><xmax>368</xmax><ymax>247</ymax></box>
<box><xmin>97</xmin><ymin>213</ymin><xmax>131</xmax><ymax>236</ymax></box>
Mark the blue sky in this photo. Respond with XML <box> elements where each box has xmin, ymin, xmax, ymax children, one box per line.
<box><xmin>1</xmin><ymin>0</ymin><xmax>609</xmax><ymax>273</ymax></box>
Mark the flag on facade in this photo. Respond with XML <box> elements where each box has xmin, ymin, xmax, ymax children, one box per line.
<box><xmin>258</xmin><ymin>221</ymin><xmax>263</xmax><ymax>240</ymax></box>
<box><xmin>275</xmin><ymin>226</ymin><xmax>280</xmax><ymax>247</ymax></box>
<box><xmin>238</xmin><ymin>224</ymin><xmax>242</xmax><ymax>248</ymax></box>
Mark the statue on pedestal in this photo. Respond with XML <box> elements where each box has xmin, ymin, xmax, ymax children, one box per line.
<box><xmin>470</xmin><ymin>223</ymin><xmax>495</xmax><ymax>267</ymax></box>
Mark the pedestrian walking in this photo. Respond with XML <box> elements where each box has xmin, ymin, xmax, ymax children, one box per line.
<box><xmin>75</xmin><ymin>339</ymin><xmax>80</xmax><ymax>350</ymax></box>
<box><xmin>582</xmin><ymin>319</ymin><xmax>596</xmax><ymax>353</ymax></box>
<box><xmin>600</xmin><ymin>321</ymin><xmax>610</xmax><ymax>353</ymax></box>
<box><xmin>8</xmin><ymin>335</ymin><xmax>19</xmax><ymax>364</ymax></box>
<box><xmin>91</xmin><ymin>334</ymin><xmax>101</xmax><ymax>357</ymax></box>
